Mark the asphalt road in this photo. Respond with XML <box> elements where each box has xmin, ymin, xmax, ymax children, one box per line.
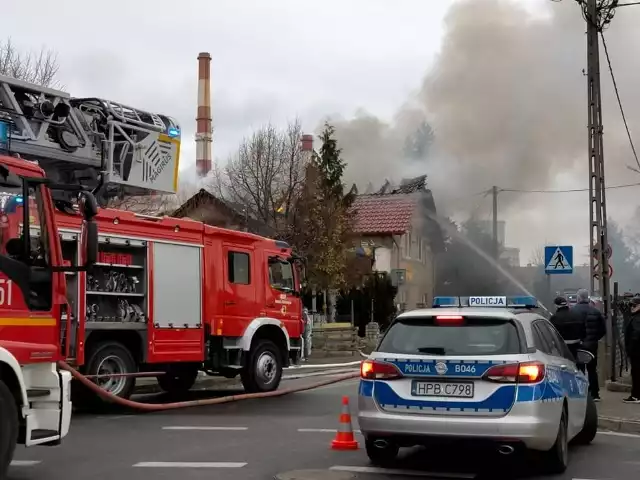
<box><xmin>8</xmin><ymin>374</ymin><xmax>640</xmax><ymax>480</ymax></box>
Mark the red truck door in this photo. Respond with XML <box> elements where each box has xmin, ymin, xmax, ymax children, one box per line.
<box><xmin>0</xmin><ymin>186</ymin><xmax>62</xmax><ymax>362</ymax></box>
<box><xmin>265</xmin><ymin>255</ymin><xmax>301</xmax><ymax>338</ymax></box>
<box><xmin>222</xmin><ymin>245</ymin><xmax>257</xmax><ymax>332</ymax></box>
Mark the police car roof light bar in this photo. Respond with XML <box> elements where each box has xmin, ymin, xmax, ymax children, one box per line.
<box><xmin>432</xmin><ymin>296</ymin><xmax>538</xmax><ymax>309</ymax></box>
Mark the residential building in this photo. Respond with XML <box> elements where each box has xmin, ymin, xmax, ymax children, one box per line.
<box><xmin>170</xmin><ymin>188</ymin><xmax>274</xmax><ymax>236</ymax></box>
<box><xmin>350</xmin><ymin>175</ymin><xmax>444</xmax><ymax>309</ymax></box>
<box><xmin>501</xmin><ymin>247</ymin><xmax>521</xmax><ymax>267</ymax></box>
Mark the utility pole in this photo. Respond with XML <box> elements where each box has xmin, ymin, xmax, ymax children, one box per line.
<box><xmin>492</xmin><ymin>186</ymin><xmax>499</xmax><ymax>289</ymax></box>
<box><xmin>585</xmin><ymin>0</ymin><xmax>613</xmax><ymax>378</ymax></box>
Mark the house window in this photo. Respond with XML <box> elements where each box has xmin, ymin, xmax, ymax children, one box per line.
<box><xmin>404</xmin><ymin>232</ymin><xmax>411</xmax><ymax>258</ymax></box>
<box><xmin>228</xmin><ymin>251</ymin><xmax>251</xmax><ymax>284</ymax></box>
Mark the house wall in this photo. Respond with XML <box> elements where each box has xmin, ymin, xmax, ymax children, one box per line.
<box><xmin>357</xmin><ymin>207</ymin><xmax>438</xmax><ymax>310</ymax></box>
<box><xmin>397</xmin><ymin>226</ymin><xmax>436</xmax><ymax>309</ymax></box>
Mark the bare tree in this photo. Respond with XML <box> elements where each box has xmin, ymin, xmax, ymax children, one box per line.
<box><xmin>0</xmin><ymin>38</ymin><xmax>61</xmax><ymax>87</ymax></box>
<box><xmin>106</xmin><ymin>181</ymin><xmax>199</xmax><ymax>215</ymax></box>
<box><xmin>210</xmin><ymin>120</ymin><xmax>309</xmax><ymax>237</ymax></box>
<box><xmin>529</xmin><ymin>246</ymin><xmax>546</xmax><ymax>267</ymax></box>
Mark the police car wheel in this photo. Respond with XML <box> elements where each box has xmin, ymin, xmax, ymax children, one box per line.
<box><xmin>542</xmin><ymin>407</ymin><xmax>569</xmax><ymax>474</ymax></box>
<box><xmin>0</xmin><ymin>380</ymin><xmax>19</xmax><ymax>480</ymax></box>
<box><xmin>572</xmin><ymin>394</ymin><xmax>598</xmax><ymax>445</ymax></box>
<box><xmin>365</xmin><ymin>438</ymin><xmax>399</xmax><ymax>467</ymax></box>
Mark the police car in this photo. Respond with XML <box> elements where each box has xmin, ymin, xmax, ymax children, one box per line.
<box><xmin>358</xmin><ymin>296</ymin><xmax>597</xmax><ymax>474</ymax></box>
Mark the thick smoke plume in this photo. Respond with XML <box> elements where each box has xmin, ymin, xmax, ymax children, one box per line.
<box><xmin>330</xmin><ymin>0</ymin><xmax>640</xmax><ymax>222</ymax></box>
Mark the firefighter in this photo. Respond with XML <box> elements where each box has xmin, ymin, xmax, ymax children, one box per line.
<box><xmin>624</xmin><ymin>296</ymin><xmax>640</xmax><ymax>403</ymax></box>
<box><xmin>550</xmin><ymin>296</ymin><xmax>585</xmax><ymax>360</ymax></box>
<box><xmin>301</xmin><ymin>307</ymin><xmax>313</xmax><ymax>361</ymax></box>
<box><xmin>573</xmin><ymin>289</ymin><xmax>606</xmax><ymax>401</ymax></box>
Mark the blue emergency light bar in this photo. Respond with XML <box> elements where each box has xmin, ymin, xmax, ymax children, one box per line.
<box><xmin>432</xmin><ymin>296</ymin><xmax>538</xmax><ymax>309</ymax></box>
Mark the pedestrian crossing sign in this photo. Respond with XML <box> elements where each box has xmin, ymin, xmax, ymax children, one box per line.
<box><xmin>544</xmin><ymin>245</ymin><xmax>573</xmax><ymax>275</ymax></box>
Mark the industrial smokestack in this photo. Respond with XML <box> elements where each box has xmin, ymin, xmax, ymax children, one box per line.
<box><xmin>301</xmin><ymin>134</ymin><xmax>314</xmax><ymax>152</ymax></box>
<box><xmin>195</xmin><ymin>52</ymin><xmax>212</xmax><ymax>178</ymax></box>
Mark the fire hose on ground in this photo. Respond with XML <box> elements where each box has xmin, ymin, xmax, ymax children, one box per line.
<box><xmin>57</xmin><ymin>359</ymin><xmax>363</xmax><ymax>412</ymax></box>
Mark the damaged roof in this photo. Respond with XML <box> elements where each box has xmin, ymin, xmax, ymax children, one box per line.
<box><xmin>351</xmin><ymin>174</ymin><xmax>444</xmax><ymax>250</ymax></box>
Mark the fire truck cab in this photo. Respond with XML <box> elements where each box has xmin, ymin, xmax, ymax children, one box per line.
<box><xmin>2</xmin><ymin>204</ymin><xmax>305</xmax><ymax>400</ymax></box>
<box><xmin>0</xmin><ymin>156</ymin><xmax>99</xmax><ymax>477</ymax></box>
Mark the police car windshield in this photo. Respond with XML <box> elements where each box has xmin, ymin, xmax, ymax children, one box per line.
<box><xmin>378</xmin><ymin>316</ymin><xmax>522</xmax><ymax>356</ymax></box>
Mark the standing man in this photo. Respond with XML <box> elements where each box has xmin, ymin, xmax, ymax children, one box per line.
<box><xmin>573</xmin><ymin>289</ymin><xmax>606</xmax><ymax>401</ymax></box>
<box><xmin>301</xmin><ymin>307</ymin><xmax>313</xmax><ymax>361</ymax></box>
<box><xmin>550</xmin><ymin>296</ymin><xmax>585</xmax><ymax>360</ymax></box>
<box><xmin>623</xmin><ymin>296</ymin><xmax>640</xmax><ymax>403</ymax></box>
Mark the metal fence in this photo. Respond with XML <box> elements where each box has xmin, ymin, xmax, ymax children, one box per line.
<box><xmin>611</xmin><ymin>294</ymin><xmax>631</xmax><ymax>382</ymax></box>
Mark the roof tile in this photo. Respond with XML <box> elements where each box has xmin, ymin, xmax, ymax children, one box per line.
<box><xmin>351</xmin><ymin>194</ymin><xmax>418</xmax><ymax>235</ymax></box>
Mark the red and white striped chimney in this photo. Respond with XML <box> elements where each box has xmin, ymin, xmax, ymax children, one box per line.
<box><xmin>301</xmin><ymin>134</ymin><xmax>314</xmax><ymax>153</ymax></box>
<box><xmin>195</xmin><ymin>52</ymin><xmax>212</xmax><ymax>178</ymax></box>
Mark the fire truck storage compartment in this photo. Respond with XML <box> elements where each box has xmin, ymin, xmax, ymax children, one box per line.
<box><xmin>84</xmin><ymin>235</ymin><xmax>147</xmax><ymax>326</ymax></box>
<box><xmin>150</xmin><ymin>241</ymin><xmax>202</xmax><ymax>329</ymax></box>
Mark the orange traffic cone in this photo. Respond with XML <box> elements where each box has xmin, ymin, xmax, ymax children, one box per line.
<box><xmin>331</xmin><ymin>396</ymin><xmax>359</xmax><ymax>450</ymax></box>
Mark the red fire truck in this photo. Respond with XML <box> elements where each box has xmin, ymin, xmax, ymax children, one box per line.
<box><xmin>0</xmin><ymin>156</ymin><xmax>99</xmax><ymax>477</ymax></box>
<box><xmin>0</xmin><ymin>72</ymin><xmax>305</xmax><ymax>405</ymax></box>
<box><xmin>2</xmin><ymin>196</ymin><xmax>305</xmax><ymax>401</ymax></box>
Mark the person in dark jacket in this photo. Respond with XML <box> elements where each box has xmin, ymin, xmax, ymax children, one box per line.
<box><xmin>572</xmin><ymin>289</ymin><xmax>606</xmax><ymax>401</ymax></box>
<box><xmin>550</xmin><ymin>296</ymin><xmax>585</xmax><ymax>360</ymax></box>
<box><xmin>624</xmin><ymin>296</ymin><xmax>640</xmax><ymax>403</ymax></box>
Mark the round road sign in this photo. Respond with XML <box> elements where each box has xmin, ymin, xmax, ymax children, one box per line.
<box><xmin>593</xmin><ymin>264</ymin><xmax>613</xmax><ymax>279</ymax></box>
<box><xmin>592</xmin><ymin>243</ymin><xmax>613</xmax><ymax>260</ymax></box>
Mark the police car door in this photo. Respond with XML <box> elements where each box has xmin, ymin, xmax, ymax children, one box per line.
<box><xmin>532</xmin><ymin>320</ymin><xmax>585</xmax><ymax>437</ymax></box>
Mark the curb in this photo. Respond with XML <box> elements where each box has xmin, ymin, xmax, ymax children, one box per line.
<box><xmin>606</xmin><ymin>381</ymin><xmax>632</xmax><ymax>393</ymax></box>
<box><xmin>598</xmin><ymin>415</ymin><xmax>640</xmax><ymax>435</ymax></box>
<box><xmin>134</xmin><ymin>376</ymin><xmax>237</xmax><ymax>395</ymax></box>
<box><xmin>133</xmin><ymin>366</ymin><xmax>360</xmax><ymax>395</ymax></box>
<box><xmin>275</xmin><ymin>470</ymin><xmax>358</xmax><ymax>480</ymax></box>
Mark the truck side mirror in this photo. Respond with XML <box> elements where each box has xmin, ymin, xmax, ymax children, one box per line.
<box><xmin>78</xmin><ymin>191</ymin><xmax>98</xmax><ymax>220</ymax></box>
<box><xmin>81</xmin><ymin>220</ymin><xmax>98</xmax><ymax>267</ymax></box>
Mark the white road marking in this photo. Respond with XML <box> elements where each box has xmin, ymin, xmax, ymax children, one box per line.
<box><xmin>598</xmin><ymin>430</ymin><xmax>640</xmax><ymax>439</ymax></box>
<box><xmin>162</xmin><ymin>426</ymin><xmax>248</xmax><ymax>431</ymax></box>
<box><xmin>330</xmin><ymin>466</ymin><xmax>475</xmax><ymax>478</ymax></box>
<box><xmin>10</xmin><ymin>460</ymin><xmax>41</xmax><ymax>467</ymax></box>
<box><xmin>133</xmin><ymin>462</ymin><xmax>247</xmax><ymax>468</ymax></box>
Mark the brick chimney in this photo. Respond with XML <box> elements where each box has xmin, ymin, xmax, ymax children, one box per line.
<box><xmin>195</xmin><ymin>52</ymin><xmax>212</xmax><ymax>177</ymax></box>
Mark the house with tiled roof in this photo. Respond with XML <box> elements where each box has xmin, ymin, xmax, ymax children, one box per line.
<box><xmin>351</xmin><ymin>175</ymin><xmax>444</xmax><ymax>310</ymax></box>
<box><xmin>170</xmin><ymin>188</ymin><xmax>275</xmax><ymax>236</ymax></box>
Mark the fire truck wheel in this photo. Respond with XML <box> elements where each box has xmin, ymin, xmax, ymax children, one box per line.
<box><xmin>0</xmin><ymin>380</ymin><xmax>19</xmax><ymax>479</ymax></box>
<box><xmin>86</xmin><ymin>342</ymin><xmax>137</xmax><ymax>400</ymax></box>
<box><xmin>241</xmin><ymin>339</ymin><xmax>283</xmax><ymax>393</ymax></box>
<box><xmin>157</xmin><ymin>367</ymin><xmax>199</xmax><ymax>395</ymax></box>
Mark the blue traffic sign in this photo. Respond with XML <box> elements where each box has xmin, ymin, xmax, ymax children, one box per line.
<box><xmin>544</xmin><ymin>245</ymin><xmax>573</xmax><ymax>275</ymax></box>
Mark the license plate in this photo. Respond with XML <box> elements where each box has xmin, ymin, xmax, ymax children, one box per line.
<box><xmin>411</xmin><ymin>380</ymin><xmax>474</xmax><ymax>398</ymax></box>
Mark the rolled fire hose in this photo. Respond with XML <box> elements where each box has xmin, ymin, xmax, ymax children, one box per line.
<box><xmin>58</xmin><ymin>360</ymin><xmax>360</xmax><ymax>412</ymax></box>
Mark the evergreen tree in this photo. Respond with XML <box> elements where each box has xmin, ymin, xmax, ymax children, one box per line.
<box><xmin>317</xmin><ymin>122</ymin><xmax>347</xmax><ymax>199</ymax></box>
<box><xmin>303</xmin><ymin>122</ymin><xmax>353</xmax><ymax>290</ymax></box>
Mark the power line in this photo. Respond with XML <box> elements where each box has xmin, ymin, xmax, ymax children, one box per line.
<box><xmin>600</xmin><ymin>31</ymin><xmax>640</xmax><ymax>172</ymax></box>
<box><xmin>500</xmin><ymin>181</ymin><xmax>640</xmax><ymax>193</ymax></box>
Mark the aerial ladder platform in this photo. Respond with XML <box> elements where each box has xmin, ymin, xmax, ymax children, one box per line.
<box><xmin>0</xmin><ymin>74</ymin><xmax>181</xmax><ymax>201</ymax></box>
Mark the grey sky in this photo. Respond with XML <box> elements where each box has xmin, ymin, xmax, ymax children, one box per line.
<box><xmin>5</xmin><ymin>0</ymin><xmax>640</xmax><ymax>269</ymax></box>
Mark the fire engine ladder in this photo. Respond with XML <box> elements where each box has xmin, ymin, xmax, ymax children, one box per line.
<box><xmin>0</xmin><ymin>74</ymin><xmax>179</xmax><ymax>193</ymax></box>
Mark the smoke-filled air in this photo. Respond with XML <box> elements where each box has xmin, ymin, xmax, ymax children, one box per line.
<box><xmin>330</xmin><ymin>0</ymin><xmax>640</xmax><ymax>225</ymax></box>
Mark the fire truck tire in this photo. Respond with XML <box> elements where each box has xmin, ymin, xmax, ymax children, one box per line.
<box><xmin>241</xmin><ymin>340</ymin><xmax>283</xmax><ymax>393</ymax></box>
<box><xmin>85</xmin><ymin>342</ymin><xmax>137</xmax><ymax>400</ymax></box>
<box><xmin>0</xmin><ymin>380</ymin><xmax>19</xmax><ymax>480</ymax></box>
<box><xmin>157</xmin><ymin>368</ymin><xmax>199</xmax><ymax>395</ymax></box>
